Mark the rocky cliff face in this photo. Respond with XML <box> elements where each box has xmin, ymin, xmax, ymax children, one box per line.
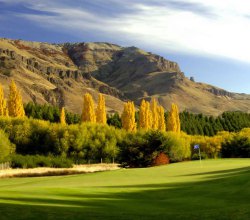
<box><xmin>0</xmin><ymin>38</ymin><xmax>250</xmax><ymax>115</ymax></box>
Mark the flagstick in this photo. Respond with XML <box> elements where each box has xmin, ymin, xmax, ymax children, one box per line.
<box><xmin>198</xmin><ymin>147</ymin><xmax>202</xmax><ymax>168</ymax></box>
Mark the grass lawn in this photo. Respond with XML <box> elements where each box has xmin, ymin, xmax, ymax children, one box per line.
<box><xmin>0</xmin><ymin>159</ymin><xmax>249</xmax><ymax>220</ymax></box>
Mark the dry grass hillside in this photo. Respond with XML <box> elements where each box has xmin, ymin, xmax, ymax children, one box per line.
<box><xmin>0</xmin><ymin>38</ymin><xmax>250</xmax><ymax>115</ymax></box>
<box><xmin>0</xmin><ymin>38</ymin><xmax>125</xmax><ymax>113</ymax></box>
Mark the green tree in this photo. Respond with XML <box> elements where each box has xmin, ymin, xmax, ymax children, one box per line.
<box><xmin>0</xmin><ymin>130</ymin><xmax>14</xmax><ymax>162</ymax></box>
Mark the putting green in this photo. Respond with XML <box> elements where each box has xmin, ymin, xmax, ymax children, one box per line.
<box><xmin>0</xmin><ymin>159</ymin><xmax>249</xmax><ymax>220</ymax></box>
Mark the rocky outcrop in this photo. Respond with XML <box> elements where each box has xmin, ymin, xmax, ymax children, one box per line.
<box><xmin>206</xmin><ymin>87</ymin><xmax>233</xmax><ymax>97</ymax></box>
<box><xmin>0</xmin><ymin>46</ymin><xmax>124</xmax><ymax>100</ymax></box>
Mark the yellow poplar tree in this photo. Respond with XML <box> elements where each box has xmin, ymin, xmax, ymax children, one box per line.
<box><xmin>151</xmin><ymin>98</ymin><xmax>159</xmax><ymax>130</ymax></box>
<box><xmin>166</xmin><ymin>103</ymin><xmax>180</xmax><ymax>133</ymax></box>
<box><xmin>158</xmin><ymin>105</ymin><xmax>166</xmax><ymax>131</ymax></box>
<box><xmin>81</xmin><ymin>93</ymin><xmax>96</xmax><ymax>123</ymax></box>
<box><xmin>176</xmin><ymin>104</ymin><xmax>181</xmax><ymax>133</ymax></box>
<box><xmin>96</xmin><ymin>93</ymin><xmax>106</xmax><ymax>124</ymax></box>
<box><xmin>60</xmin><ymin>107</ymin><xmax>66</xmax><ymax>125</ymax></box>
<box><xmin>121</xmin><ymin>101</ymin><xmax>136</xmax><ymax>132</ymax></box>
<box><xmin>0</xmin><ymin>85</ymin><xmax>8</xmax><ymax>116</ymax></box>
<box><xmin>139</xmin><ymin>99</ymin><xmax>147</xmax><ymax>129</ymax></box>
<box><xmin>8</xmin><ymin>80</ymin><xmax>25</xmax><ymax>117</ymax></box>
<box><xmin>146</xmin><ymin>101</ymin><xmax>152</xmax><ymax>129</ymax></box>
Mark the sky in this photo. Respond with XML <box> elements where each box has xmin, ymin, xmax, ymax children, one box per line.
<box><xmin>0</xmin><ymin>0</ymin><xmax>250</xmax><ymax>94</ymax></box>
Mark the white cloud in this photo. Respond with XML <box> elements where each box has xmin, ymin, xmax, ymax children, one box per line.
<box><xmin>9</xmin><ymin>0</ymin><xmax>250</xmax><ymax>63</ymax></box>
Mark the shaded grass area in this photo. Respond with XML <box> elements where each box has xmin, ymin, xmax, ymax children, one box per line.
<box><xmin>0</xmin><ymin>159</ymin><xmax>249</xmax><ymax>220</ymax></box>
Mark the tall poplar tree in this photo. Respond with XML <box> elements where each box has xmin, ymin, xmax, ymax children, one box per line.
<box><xmin>60</xmin><ymin>107</ymin><xmax>66</xmax><ymax>125</ymax></box>
<box><xmin>96</xmin><ymin>93</ymin><xmax>106</xmax><ymax>124</ymax></box>
<box><xmin>139</xmin><ymin>100</ymin><xmax>153</xmax><ymax>130</ymax></box>
<box><xmin>8</xmin><ymin>80</ymin><xmax>25</xmax><ymax>117</ymax></box>
<box><xmin>121</xmin><ymin>101</ymin><xmax>136</xmax><ymax>132</ymax></box>
<box><xmin>158</xmin><ymin>105</ymin><xmax>166</xmax><ymax>131</ymax></box>
<box><xmin>81</xmin><ymin>93</ymin><xmax>96</xmax><ymax>123</ymax></box>
<box><xmin>166</xmin><ymin>103</ymin><xmax>180</xmax><ymax>133</ymax></box>
<box><xmin>151</xmin><ymin>98</ymin><xmax>159</xmax><ymax>130</ymax></box>
<box><xmin>146</xmin><ymin>101</ymin><xmax>152</xmax><ymax>129</ymax></box>
<box><xmin>0</xmin><ymin>85</ymin><xmax>8</xmax><ymax>116</ymax></box>
<box><xmin>139</xmin><ymin>99</ymin><xmax>147</xmax><ymax>130</ymax></box>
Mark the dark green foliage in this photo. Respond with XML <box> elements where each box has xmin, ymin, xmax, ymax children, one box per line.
<box><xmin>180</xmin><ymin>111</ymin><xmax>250</xmax><ymax>136</ymax></box>
<box><xmin>192</xmin><ymin>152</ymin><xmax>208</xmax><ymax>160</ymax></box>
<box><xmin>10</xmin><ymin>154</ymin><xmax>73</xmax><ymax>168</ymax></box>
<box><xmin>107</xmin><ymin>112</ymin><xmax>122</xmax><ymax>128</ymax></box>
<box><xmin>118</xmin><ymin>130</ymin><xmax>169</xmax><ymax>167</ymax></box>
<box><xmin>24</xmin><ymin>102</ymin><xmax>80</xmax><ymax>124</ymax></box>
<box><xmin>221</xmin><ymin>135</ymin><xmax>250</xmax><ymax>158</ymax></box>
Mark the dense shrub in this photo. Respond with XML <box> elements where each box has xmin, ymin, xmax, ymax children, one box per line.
<box><xmin>167</xmin><ymin>132</ymin><xmax>191</xmax><ymax>162</ymax></box>
<box><xmin>0</xmin><ymin>129</ymin><xmax>15</xmax><ymax>162</ymax></box>
<box><xmin>221</xmin><ymin>129</ymin><xmax>250</xmax><ymax>158</ymax></box>
<box><xmin>118</xmin><ymin>130</ymin><xmax>191</xmax><ymax>167</ymax></box>
<box><xmin>10</xmin><ymin>154</ymin><xmax>73</xmax><ymax>168</ymax></box>
<box><xmin>67</xmin><ymin>123</ymin><xmax>124</xmax><ymax>164</ymax></box>
<box><xmin>190</xmin><ymin>132</ymin><xmax>228</xmax><ymax>159</ymax></box>
<box><xmin>0</xmin><ymin>117</ymin><xmax>123</xmax><ymax>163</ymax></box>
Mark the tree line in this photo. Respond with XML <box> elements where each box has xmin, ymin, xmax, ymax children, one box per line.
<box><xmin>23</xmin><ymin>102</ymin><xmax>250</xmax><ymax>136</ymax></box>
<box><xmin>0</xmin><ymin>81</ymin><xmax>250</xmax><ymax>168</ymax></box>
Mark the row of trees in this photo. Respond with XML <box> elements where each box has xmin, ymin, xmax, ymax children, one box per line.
<box><xmin>75</xmin><ymin>93</ymin><xmax>181</xmax><ymax>134</ymax></box>
<box><xmin>180</xmin><ymin>111</ymin><xmax>250</xmax><ymax>136</ymax></box>
<box><xmin>2</xmin><ymin>81</ymin><xmax>250</xmax><ymax>137</ymax></box>
<box><xmin>81</xmin><ymin>93</ymin><xmax>106</xmax><ymax>124</ymax></box>
<box><xmin>24</xmin><ymin>101</ymin><xmax>250</xmax><ymax>137</ymax></box>
<box><xmin>121</xmin><ymin>100</ymin><xmax>180</xmax><ymax>133</ymax></box>
<box><xmin>24</xmin><ymin>102</ymin><xmax>80</xmax><ymax>124</ymax></box>
<box><xmin>1</xmin><ymin>116</ymin><xmax>249</xmax><ymax>167</ymax></box>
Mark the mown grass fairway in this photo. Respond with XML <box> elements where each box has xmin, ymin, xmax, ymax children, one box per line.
<box><xmin>0</xmin><ymin>159</ymin><xmax>249</xmax><ymax>220</ymax></box>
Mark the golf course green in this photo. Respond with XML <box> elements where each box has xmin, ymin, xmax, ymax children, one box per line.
<box><xmin>0</xmin><ymin>159</ymin><xmax>249</xmax><ymax>220</ymax></box>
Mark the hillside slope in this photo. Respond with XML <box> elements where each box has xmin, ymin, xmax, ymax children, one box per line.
<box><xmin>0</xmin><ymin>38</ymin><xmax>125</xmax><ymax>113</ymax></box>
<box><xmin>0</xmin><ymin>38</ymin><xmax>250</xmax><ymax>115</ymax></box>
<box><xmin>64</xmin><ymin>42</ymin><xmax>250</xmax><ymax>115</ymax></box>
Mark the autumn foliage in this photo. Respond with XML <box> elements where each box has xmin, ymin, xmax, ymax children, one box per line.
<box><xmin>8</xmin><ymin>80</ymin><xmax>25</xmax><ymax>117</ymax></box>
<box><xmin>96</xmin><ymin>93</ymin><xmax>107</xmax><ymax>124</ymax></box>
<box><xmin>153</xmin><ymin>152</ymin><xmax>170</xmax><ymax>166</ymax></box>
<box><xmin>81</xmin><ymin>93</ymin><xmax>96</xmax><ymax>123</ymax></box>
<box><xmin>138</xmin><ymin>98</ymin><xmax>167</xmax><ymax>132</ymax></box>
<box><xmin>121</xmin><ymin>101</ymin><xmax>137</xmax><ymax>132</ymax></box>
<box><xmin>0</xmin><ymin>85</ymin><xmax>8</xmax><ymax>116</ymax></box>
<box><xmin>60</xmin><ymin>107</ymin><xmax>66</xmax><ymax>125</ymax></box>
<box><xmin>166</xmin><ymin>103</ymin><xmax>180</xmax><ymax>133</ymax></box>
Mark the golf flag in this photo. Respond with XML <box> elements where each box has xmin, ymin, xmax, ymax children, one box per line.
<box><xmin>194</xmin><ymin>144</ymin><xmax>200</xmax><ymax>150</ymax></box>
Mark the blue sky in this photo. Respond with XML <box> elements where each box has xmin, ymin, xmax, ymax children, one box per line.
<box><xmin>1</xmin><ymin>0</ymin><xmax>250</xmax><ymax>94</ymax></box>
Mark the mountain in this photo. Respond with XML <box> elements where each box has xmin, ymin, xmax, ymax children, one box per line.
<box><xmin>0</xmin><ymin>38</ymin><xmax>250</xmax><ymax>115</ymax></box>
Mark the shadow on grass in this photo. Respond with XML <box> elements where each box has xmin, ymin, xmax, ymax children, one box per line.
<box><xmin>180</xmin><ymin>166</ymin><xmax>250</xmax><ymax>177</ymax></box>
<box><xmin>0</xmin><ymin>167</ymin><xmax>249</xmax><ymax>220</ymax></box>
